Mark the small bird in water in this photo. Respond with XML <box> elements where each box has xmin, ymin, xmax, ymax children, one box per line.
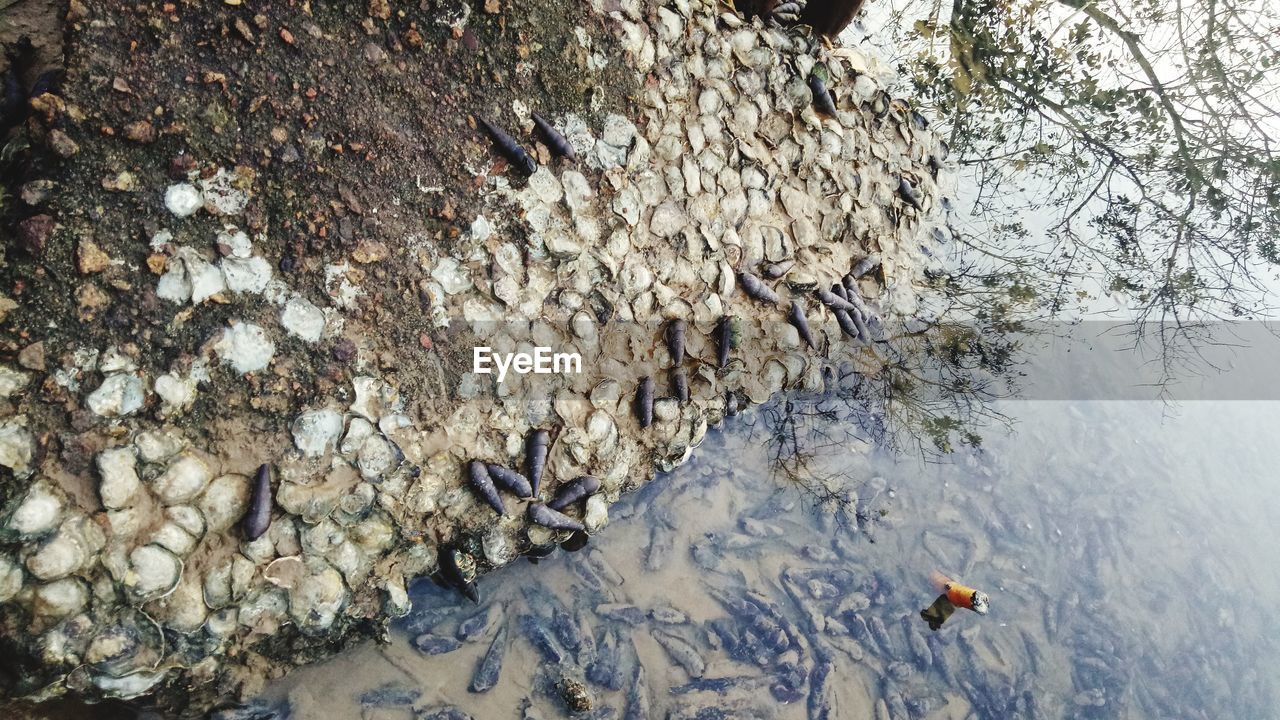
<box><xmin>920</xmin><ymin>570</ymin><xmax>989</xmax><ymax>630</ymax></box>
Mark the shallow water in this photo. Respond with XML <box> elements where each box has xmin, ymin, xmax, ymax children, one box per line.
<box><xmin>248</xmin><ymin>387</ymin><xmax>1280</xmax><ymax>719</ymax></box>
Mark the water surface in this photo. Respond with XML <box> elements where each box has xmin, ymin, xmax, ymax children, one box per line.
<box><xmin>253</xmin><ymin>389</ymin><xmax>1280</xmax><ymax>719</ymax></box>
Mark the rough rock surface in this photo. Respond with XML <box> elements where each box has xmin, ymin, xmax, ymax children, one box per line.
<box><xmin>0</xmin><ymin>0</ymin><xmax>953</xmax><ymax>712</ymax></box>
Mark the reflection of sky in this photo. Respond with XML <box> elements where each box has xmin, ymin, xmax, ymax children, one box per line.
<box><xmin>1011</xmin><ymin>321</ymin><xmax>1280</xmax><ymax>400</ymax></box>
<box><xmin>844</xmin><ymin>0</ymin><xmax>1280</xmax><ymax>321</ymax></box>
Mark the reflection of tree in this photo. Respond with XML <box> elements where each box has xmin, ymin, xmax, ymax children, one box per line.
<box><xmin>749</xmin><ymin>309</ymin><xmax>1020</xmax><ymax>521</ymax></box>
<box><xmin>876</xmin><ymin>0</ymin><xmax>1280</xmax><ymax>345</ymax></box>
<box><xmin>750</xmin><ymin>392</ymin><xmax>875</xmax><ymax>530</ymax></box>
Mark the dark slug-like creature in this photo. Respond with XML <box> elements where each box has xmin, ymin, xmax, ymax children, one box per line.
<box><xmin>548</xmin><ymin>475</ymin><xmax>601</xmax><ymax>511</ymax></box>
<box><xmin>808</xmin><ymin>74</ymin><xmax>838</xmax><ymax>117</ymax></box>
<box><xmin>739</xmin><ymin>271</ymin><xmax>780</xmax><ymax>304</ymax></box>
<box><xmin>467</xmin><ymin>460</ymin><xmax>507</xmax><ymax>516</ymax></box>
<box><xmin>852</xmin><ymin>254</ymin><xmax>881</xmax><ymax>278</ymax></box>
<box><xmin>898</xmin><ymin>176</ymin><xmax>924</xmax><ymax>210</ymax></box>
<box><xmin>830</xmin><ymin>282</ymin><xmax>850</xmax><ymax>302</ymax></box>
<box><xmin>531</xmin><ymin>112</ymin><xmax>575</xmax><ymax>160</ymax></box>
<box><xmin>853</xmin><ymin>310</ymin><xmax>874</xmax><ymax>342</ymax></box>
<box><xmin>841</xmin><ymin>273</ymin><xmax>859</xmax><ymax>300</ymax></box>
<box><xmin>815</xmin><ymin>286</ymin><xmax>856</xmax><ymax>313</ymax></box>
<box><xmin>469</xmin><ymin>624</ymin><xmax>508</xmax><ymax>693</ymax></box>
<box><xmin>243</xmin><ymin>463</ymin><xmax>274</xmax><ymax>541</ymax></box>
<box><xmin>831</xmin><ymin>307</ymin><xmax>856</xmax><ymax>339</ymax></box>
<box><xmin>636</xmin><ymin>376</ymin><xmax>655</xmax><ymax>428</ymax></box>
<box><xmin>772</xmin><ymin>1</ymin><xmax>804</xmax><ymax>22</ymax></box>
<box><xmin>716</xmin><ymin>316</ymin><xmax>733</xmax><ymax>368</ymax></box>
<box><xmin>525</xmin><ymin>429</ymin><xmax>550</xmax><ymax>497</ymax></box>
<box><xmin>666</xmin><ymin>319</ymin><xmax>686</xmax><ymax>366</ymax></box>
<box><xmin>672</xmin><ymin>368</ymin><xmax>689</xmax><ymax>402</ymax></box>
<box><xmin>833</xmin><ymin>308</ymin><xmax>863</xmax><ymax>343</ymax></box>
<box><xmin>737</xmin><ymin>0</ymin><xmax>808</xmax><ymax>25</ymax></box>
<box><xmin>486</xmin><ymin>464</ymin><xmax>533</xmax><ymax>499</ymax></box>
<box><xmin>528</xmin><ymin>503</ymin><xmax>586</xmax><ymax>532</ymax></box>
<box><xmin>477</xmin><ymin>116</ymin><xmax>537</xmax><ymax>176</ymax></box>
<box><xmin>789</xmin><ymin>301</ymin><xmax>816</xmax><ymax>349</ymax></box>
<box><xmin>763</xmin><ymin>261</ymin><xmax>794</xmax><ymax>280</ymax></box>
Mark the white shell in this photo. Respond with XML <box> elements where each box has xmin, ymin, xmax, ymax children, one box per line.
<box><xmin>97</xmin><ymin>447</ymin><xmax>142</xmax><ymax>510</ymax></box>
<box><xmin>212</xmin><ymin>322</ymin><xmax>275</xmax><ymax>374</ymax></box>
<box><xmin>86</xmin><ymin>374</ymin><xmax>146</xmax><ymax>418</ymax></box>
<box><xmin>163</xmin><ymin>183</ymin><xmax>203</xmax><ymax>217</ymax></box>
<box><xmin>151</xmin><ymin>454</ymin><xmax>212</xmax><ymax>505</ymax></box>
<box><xmin>281</xmin><ymin>295</ymin><xmax>326</xmax><ymax>342</ymax></box>
<box><xmin>287</xmin><ymin>559</ymin><xmax>347</xmax><ymax>633</ymax></box>
<box><xmin>26</xmin><ymin>523</ymin><xmax>87</xmax><ymax>581</ymax></box>
<box><xmin>6</xmin><ymin>480</ymin><xmax>64</xmax><ymax>537</ymax></box>
<box><xmin>33</xmin><ymin>578</ymin><xmax>88</xmax><ymax>620</ymax></box>
<box><xmin>197</xmin><ymin>474</ymin><xmax>251</xmax><ymax>534</ymax></box>
<box><xmin>292</xmin><ymin>409</ymin><xmax>344</xmax><ymax>457</ymax></box>
<box><xmin>127</xmin><ymin>545</ymin><xmax>183</xmax><ymax>601</ymax></box>
<box><xmin>133</xmin><ymin>429</ymin><xmax>186</xmax><ymax>464</ymax></box>
<box><xmin>0</xmin><ymin>554</ymin><xmax>23</xmax><ymax>601</ymax></box>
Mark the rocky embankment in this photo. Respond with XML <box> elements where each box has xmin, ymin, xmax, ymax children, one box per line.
<box><xmin>0</xmin><ymin>0</ymin><xmax>952</xmax><ymax>713</ymax></box>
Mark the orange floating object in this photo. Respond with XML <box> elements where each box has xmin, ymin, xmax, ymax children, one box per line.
<box><xmin>930</xmin><ymin>570</ymin><xmax>990</xmax><ymax>615</ymax></box>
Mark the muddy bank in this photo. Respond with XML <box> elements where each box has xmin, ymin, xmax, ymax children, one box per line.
<box><xmin>0</xmin><ymin>0</ymin><xmax>952</xmax><ymax>713</ymax></box>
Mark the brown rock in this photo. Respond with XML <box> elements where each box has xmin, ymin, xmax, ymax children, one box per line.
<box><xmin>169</xmin><ymin>154</ymin><xmax>197</xmax><ymax>179</ymax></box>
<box><xmin>363</xmin><ymin>42</ymin><xmax>387</xmax><ymax>64</ymax></box>
<box><xmin>484</xmin><ymin>0</ymin><xmax>500</xmax><ymax>13</ymax></box>
<box><xmin>18</xmin><ymin>342</ymin><xmax>46</xmax><ymax>371</ymax></box>
<box><xmin>77</xmin><ymin>240</ymin><xmax>111</xmax><ymax>274</ymax></box>
<box><xmin>146</xmin><ymin>254</ymin><xmax>168</xmax><ymax>275</ymax></box>
<box><xmin>279</xmin><ymin>27</ymin><xmax>295</xmax><ymax>45</ymax></box>
<box><xmin>351</xmin><ymin>240</ymin><xmax>388</xmax><ymax>264</ymax></box>
<box><xmin>48</xmin><ymin>129</ymin><xmax>80</xmax><ymax>157</ymax></box>
<box><xmin>123</xmin><ymin>120</ymin><xmax>157</xmax><ymax>144</ymax></box>
<box><xmin>404</xmin><ymin>25</ymin><xmax>423</xmax><ymax>48</ymax></box>
<box><xmin>29</xmin><ymin>94</ymin><xmax>66</xmax><ymax>122</ymax></box>
<box><xmin>76</xmin><ymin>283</ymin><xmax>111</xmax><ymax>322</ymax></box>
<box><xmin>368</xmin><ymin>0</ymin><xmax>391</xmax><ymax>20</ymax></box>
<box><xmin>234</xmin><ymin>17</ymin><xmax>256</xmax><ymax>43</ymax></box>
<box><xmin>0</xmin><ymin>296</ymin><xmax>17</xmax><ymax>323</ymax></box>
<box><xmin>20</xmin><ymin>180</ymin><xmax>55</xmax><ymax>206</ymax></box>
<box><xmin>102</xmin><ymin>171</ymin><xmax>139</xmax><ymax>192</ymax></box>
<box><xmin>18</xmin><ymin>215</ymin><xmax>55</xmax><ymax>256</ymax></box>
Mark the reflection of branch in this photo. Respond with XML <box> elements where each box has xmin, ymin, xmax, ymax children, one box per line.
<box><xmin>1055</xmin><ymin>0</ymin><xmax>1193</xmax><ymax>162</ymax></box>
<box><xmin>750</xmin><ymin>307</ymin><xmax>1022</xmax><ymax>527</ymax></box>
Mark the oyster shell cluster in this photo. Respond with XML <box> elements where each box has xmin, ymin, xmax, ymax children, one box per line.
<box><xmin>0</xmin><ymin>0</ymin><xmax>954</xmax><ymax>707</ymax></box>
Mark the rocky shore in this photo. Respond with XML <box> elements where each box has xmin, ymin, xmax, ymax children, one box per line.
<box><xmin>0</xmin><ymin>0</ymin><xmax>952</xmax><ymax>713</ymax></box>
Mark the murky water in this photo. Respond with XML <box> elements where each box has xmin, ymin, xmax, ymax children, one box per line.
<box><xmin>243</xmin><ymin>383</ymin><xmax>1280</xmax><ymax>719</ymax></box>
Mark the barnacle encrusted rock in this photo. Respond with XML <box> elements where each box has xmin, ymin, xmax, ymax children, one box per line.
<box><xmin>0</xmin><ymin>0</ymin><xmax>956</xmax><ymax>712</ymax></box>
